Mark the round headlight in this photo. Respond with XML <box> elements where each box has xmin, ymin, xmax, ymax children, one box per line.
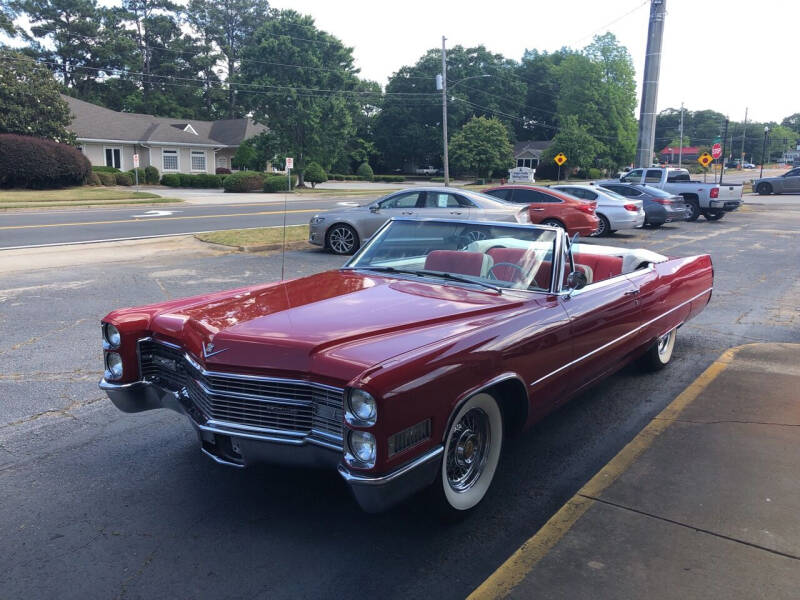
<box><xmin>348</xmin><ymin>430</ymin><xmax>376</xmax><ymax>466</ymax></box>
<box><xmin>347</xmin><ymin>389</ymin><xmax>377</xmax><ymax>425</ymax></box>
<box><xmin>104</xmin><ymin>323</ymin><xmax>121</xmax><ymax>348</ymax></box>
<box><xmin>105</xmin><ymin>352</ymin><xmax>123</xmax><ymax>380</ymax></box>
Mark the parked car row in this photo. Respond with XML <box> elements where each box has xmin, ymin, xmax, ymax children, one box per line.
<box><xmin>309</xmin><ymin>172</ymin><xmax>737</xmax><ymax>254</ymax></box>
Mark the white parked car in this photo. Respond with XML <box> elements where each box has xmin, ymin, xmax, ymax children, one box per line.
<box><xmin>552</xmin><ymin>184</ymin><xmax>645</xmax><ymax>236</ymax></box>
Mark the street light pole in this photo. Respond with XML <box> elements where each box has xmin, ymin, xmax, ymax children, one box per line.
<box><xmin>760</xmin><ymin>126</ymin><xmax>769</xmax><ymax>179</ymax></box>
<box><xmin>441</xmin><ymin>36</ymin><xmax>449</xmax><ymax>187</ymax></box>
<box><xmin>678</xmin><ymin>101</ymin><xmax>684</xmax><ymax>167</ymax></box>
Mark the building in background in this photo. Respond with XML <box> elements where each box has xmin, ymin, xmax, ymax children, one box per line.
<box><xmin>513</xmin><ymin>141</ymin><xmax>552</xmax><ymax>169</ymax></box>
<box><xmin>659</xmin><ymin>146</ymin><xmax>700</xmax><ymax>164</ymax></box>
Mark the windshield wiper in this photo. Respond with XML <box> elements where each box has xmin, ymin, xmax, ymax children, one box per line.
<box><xmin>346</xmin><ymin>266</ymin><xmax>502</xmax><ymax>294</ymax></box>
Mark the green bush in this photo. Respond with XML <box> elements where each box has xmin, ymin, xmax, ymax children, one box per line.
<box><xmin>115</xmin><ymin>172</ymin><xmax>133</xmax><ymax>186</ymax></box>
<box><xmin>86</xmin><ymin>171</ymin><xmax>102</xmax><ymax>186</ymax></box>
<box><xmin>160</xmin><ymin>173</ymin><xmax>181</xmax><ymax>186</ymax></box>
<box><xmin>223</xmin><ymin>170</ymin><xmax>264</xmax><ymax>193</ymax></box>
<box><xmin>587</xmin><ymin>168</ymin><xmax>603</xmax><ymax>180</ymax></box>
<box><xmin>356</xmin><ymin>162</ymin><xmax>374</xmax><ymax>181</ymax></box>
<box><xmin>92</xmin><ymin>165</ymin><xmax>120</xmax><ymax>174</ymax></box>
<box><xmin>178</xmin><ymin>173</ymin><xmax>194</xmax><ymax>187</ymax></box>
<box><xmin>263</xmin><ymin>174</ymin><xmax>298</xmax><ymax>193</ymax></box>
<box><xmin>374</xmin><ymin>174</ymin><xmax>405</xmax><ymax>182</ymax></box>
<box><xmin>0</xmin><ymin>134</ymin><xmax>91</xmax><ymax>189</ymax></box>
<box><xmin>97</xmin><ymin>171</ymin><xmax>116</xmax><ymax>186</ymax></box>
<box><xmin>144</xmin><ymin>165</ymin><xmax>159</xmax><ymax>184</ymax></box>
<box><xmin>304</xmin><ymin>162</ymin><xmax>327</xmax><ymax>188</ymax></box>
<box><xmin>128</xmin><ymin>167</ymin><xmax>146</xmax><ymax>183</ymax></box>
<box><xmin>430</xmin><ymin>176</ymin><xmax>445</xmax><ymax>182</ymax></box>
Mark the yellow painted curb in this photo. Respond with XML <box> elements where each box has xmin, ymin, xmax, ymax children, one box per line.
<box><xmin>468</xmin><ymin>344</ymin><xmax>754</xmax><ymax>600</ymax></box>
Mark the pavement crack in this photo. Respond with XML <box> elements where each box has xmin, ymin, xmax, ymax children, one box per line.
<box><xmin>578</xmin><ymin>494</ymin><xmax>800</xmax><ymax>562</ymax></box>
<box><xmin>0</xmin><ymin>396</ymin><xmax>105</xmax><ymax>430</ymax></box>
<box><xmin>653</xmin><ymin>417</ymin><xmax>800</xmax><ymax>427</ymax></box>
<box><xmin>0</xmin><ymin>318</ymin><xmax>89</xmax><ymax>356</ymax></box>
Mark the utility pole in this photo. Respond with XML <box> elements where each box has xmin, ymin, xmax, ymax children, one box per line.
<box><xmin>635</xmin><ymin>0</ymin><xmax>667</xmax><ymax>168</ymax></box>
<box><xmin>719</xmin><ymin>118</ymin><xmax>729</xmax><ymax>185</ymax></box>
<box><xmin>678</xmin><ymin>101</ymin><xmax>684</xmax><ymax>166</ymax></box>
<box><xmin>739</xmin><ymin>107</ymin><xmax>748</xmax><ymax>167</ymax></box>
<box><xmin>441</xmin><ymin>36</ymin><xmax>450</xmax><ymax>187</ymax></box>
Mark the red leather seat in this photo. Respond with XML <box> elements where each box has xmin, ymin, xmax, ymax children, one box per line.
<box><xmin>486</xmin><ymin>248</ymin><xmax>531</xmax><ymax>283</ymax></box>
<box><xmin>424</xmin><ymin>250</ymin><xmax>488</xmax><ymax>277</ymax></box>
<box><xmin>572</xmin><ymin>253</ymin><xmax>623</xmax><ymax>282</ymax></box>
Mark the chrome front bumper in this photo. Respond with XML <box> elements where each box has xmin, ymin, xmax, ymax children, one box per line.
<box><xmin>100</xmin><ymin>378</ymin><xmax>443</xmax><ymax>512</ymax></box>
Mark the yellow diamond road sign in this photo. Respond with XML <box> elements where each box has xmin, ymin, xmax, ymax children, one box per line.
<box><xmin>698</xmin><ymin>153</ymin><xmax>713</xmax><ymax>167</ymax></box>
<box><xmin>554</xmin><ymin>153</ymin><xmax>567</xmax><ymax>166</ymax></box>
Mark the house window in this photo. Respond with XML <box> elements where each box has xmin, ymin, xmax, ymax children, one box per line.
<box><xmin>191</xmin><ymin>151</ymin><xmax>206</xmax><ymax>172</ymax></box>
<box><xmin>105</xmin><ymin>147</ymin><xmax>121</xmax><ymax>169</ymax></box>
<box><xmin>162</xmin><ymin>149</ymin><xmax>178</xmax><ymax>171</ymax></box>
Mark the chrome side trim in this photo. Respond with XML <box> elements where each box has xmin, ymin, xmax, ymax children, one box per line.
<box><xmin>338</xmin><ymin>445</ymin><xmax>444</xmax><ymax>486</ymax></box>
<box><xmin>530</xmin><ymin>287</ymin><xmax>713</xmax><ymax>388</ymax></box>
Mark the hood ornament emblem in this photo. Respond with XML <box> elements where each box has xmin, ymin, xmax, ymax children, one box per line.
<box><xmin>203</xmin><ymin>341</ymin><xmax>228</xmax><ymax>359</ymax></box>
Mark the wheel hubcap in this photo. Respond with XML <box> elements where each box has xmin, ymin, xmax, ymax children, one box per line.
<box><xmin>329</xmin><ymin>227</ymin><xmax>354</xmax><ymax>253</ymax></box>
<box><xmin>446</xmin><ymin>408</ymin><xmax>490</xmax><ymax>492</ymax></box>
<box><xmin>657</xmin><ymin>330</ymin><xmax>674</xmax><ymax>361</ymax></box>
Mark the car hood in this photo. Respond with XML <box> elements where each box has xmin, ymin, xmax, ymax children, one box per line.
<box><xmin>139</xmin><ymin>270</ymin><xmax>523</xmax><ymax>385</ymax></box>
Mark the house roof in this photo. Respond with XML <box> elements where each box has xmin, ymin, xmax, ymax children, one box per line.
<box><xmin>63</xmin><ymin>95</ymin><xmax>268</xmax><ymax>148</ymax></box>
<box><xmin>660</xmin><ymin>146</ymin><xmax>700</xmax><ymax>154</ymax></box>
<box><xmin>514</xmin><ymin>140</ymin><xmax>552</xmax><ymax>157</ymax></box>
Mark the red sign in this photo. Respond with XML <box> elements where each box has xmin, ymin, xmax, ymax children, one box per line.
<box><xmin>711</xmin><ymin>143</ymin><xmax>722</xmax><ymax>159</ymax></box>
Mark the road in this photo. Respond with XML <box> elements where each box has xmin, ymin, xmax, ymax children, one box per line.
<box><xmin>1</xmin><ymin>201</ymin><xmax>799</xmax><ymax>599</ymax></box>
<box><xmin>0</xmin><ymin>196</ymin><xmax>366</xmax><ymax>249</ymax></box>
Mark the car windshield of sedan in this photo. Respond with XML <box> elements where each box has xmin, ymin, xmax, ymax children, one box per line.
<box><xmin>344</xmin><ymin>219</ymin><xmax>559</xmax><ymax>292</ymax></box>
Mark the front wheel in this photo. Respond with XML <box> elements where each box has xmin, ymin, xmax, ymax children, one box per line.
<box><xmin>757</xmin><ymin>182</ymin><xmax>772</xmax><ymax>195</ymax></box>
<box><xmin>639</xmin><ymin>328</ymin><xmax>677</xmax><ymax>371</ymax></box>
<box><xmin>326</xmin><ymin>224</ymin><xmax>359</xmax><ymax>255</ymax></box>
<box><xmin>434</xmin><ymin>392</ymin><xmax>503</xmax><ymax>516</ymax></box>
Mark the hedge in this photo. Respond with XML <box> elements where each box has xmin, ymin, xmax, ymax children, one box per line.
<box><xmin>374</xmin><ymin>175</ymin><xmax>405</xmax><ymax>182</ymax></box>
<box><xmin>115</xmin><ymin>172</ymin><xmax>133</xmax><ymax>186</ymax></box>
<box><xmin>263</xmin><ymin>174</ymin><xmax>298</xmax><ymax>193</ymax></box>
<box><xmin>92</xmin><ymin>165</ymin><xmax>121</xmax><ymax>174</ymax></box>
<box><xmin>0</xmin><ymin>134</ymin><xmax>91</xmax><ymax>189</ymax></box>
<box><xmin>159</xmin><ymin>173</ymin><xmax>223</xmax><ymax>187</ymax></box>
<box><xmin>97</xmin><ymin>171</ymin><xmax>116</xmax><ymax>186</ymax></box>
<box><xmin>128</xmin><ymin>167</ymin><xmax>147</xmax><ymax>183</ymax></box>
<box><xmin>223</xmin><ymin>170</ymin><xmax>265</xmax><ymax>192</ymax></box>
<box><xmin>144</xmin><ymin>165</ymin><xmax>159</xmax><ymax>184</ymax></box>
<box><xmin>86</xmin><ymin>171</ymin><xmax>102</xmax><ymax>186</ymax></box>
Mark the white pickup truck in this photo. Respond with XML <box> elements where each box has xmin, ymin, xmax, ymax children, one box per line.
<box><xmin>601</xmin><ymin>167</ymin><xmax>743</xmax><ymax>221</ymax></box>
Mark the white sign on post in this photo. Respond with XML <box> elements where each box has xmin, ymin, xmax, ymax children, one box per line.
<box><xmin>285</xmin><ymin>157</ymin><xmax>294</xmax><ymax>170</ymax></box>
<box><xmin>133</xmin><ymin>154</ymin><xmax>140</xmax><ymax>168</ymax></box>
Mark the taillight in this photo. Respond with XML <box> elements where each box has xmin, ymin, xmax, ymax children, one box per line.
<box><xmin>623</xmin><ymin>203</ymin><xmax>639</xmax><ymax>212</ymax></box>
<box><xmin>710</xmin><ymin>187</ymin><xmax>719</xmax><ymax>199</ymax></box>
<box><xmin>575</xmin><ymin>201</ymin><xmax>596</xmax><ymax>214</ymax></box>
<box><xmin>652</xmin><ymin>198</ymin><xmax>672</xmax><ymax>205</ymax></box>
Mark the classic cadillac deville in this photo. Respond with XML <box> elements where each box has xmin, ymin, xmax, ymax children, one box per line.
<box><xmin>100</xmin><ymin>218</ymin><xmax>713</xmax><ymax>514</ymax></box>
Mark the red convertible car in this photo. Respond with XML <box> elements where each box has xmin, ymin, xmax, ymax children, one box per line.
<box><xmin>100</xmin><ymin>218</ymin><xmax>713</xmax><ymax>514</ymax></box>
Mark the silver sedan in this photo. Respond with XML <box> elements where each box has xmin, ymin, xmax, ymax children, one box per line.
<box><xmin>752</xmin><ymin>167</ymin><xmax>800</xmax><ymax>195</ymax></box>
<box><xmin>309</xmin><ymin>187</ymin><xmax>532</xmax><ymax>254</ymax></box>
<box><xmin>552</xmin><ymin>184</ymin><xmax>645</xmax><ymax>236</ymax></box>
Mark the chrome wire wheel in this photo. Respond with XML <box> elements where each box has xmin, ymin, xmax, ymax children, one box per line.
<box><xmin>446</xmin><ymin>408</ymin><xmax>490</xmax><ymax>492</ymax></box>
<box><xmin>440</xmin><ymin>392</ymin><xmax>503</xmax><ymax>512</ymax></box>
<box><xmin>591</xmin><ymin>214</ymin><xmax>609</xmax><ymax>237</ymax></box>
<box><xmin>326</xmin><ymin>224</ymin><xmax>358</xmax><ymax>255</ymax></box>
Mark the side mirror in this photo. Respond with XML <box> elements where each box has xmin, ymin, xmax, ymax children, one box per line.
<box><xmin>369</xmin><ymin>205</ymin><xmax>379</xmax><ymax>213</ymax></box>
<box><xmin>565</xmin><ymin>270</ymin><xmax>587</xmax><ymax>292</ymax></box>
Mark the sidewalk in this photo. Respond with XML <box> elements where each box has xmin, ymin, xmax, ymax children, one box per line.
<box><xmin>472</xmin><ymin>343</ymin><xmax>800</xmax><ymax>600</ymax></box>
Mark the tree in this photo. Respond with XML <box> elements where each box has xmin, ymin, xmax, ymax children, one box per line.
<box><xmin>184</xmin><ymin>0</ymin><xmax>225</xmax><ymax>118</ymax></box>
<box><xmin>0</xmin><ymin>50</ymin><xmax>75</xmax><ymax>142</ymax></box>
<box><xmin>239</xmin><ymin>9</ymin><xmax>360</xmax><ymax>186</ymax></box>
<box><xmin>781</xmin><ymin>113</ymin><xmax>800</xmax><ymax>134</ymax></box>
<box><xmin>541</xmin><ymin>115</ymin><xmax>605</xmax><ymax>177</ymax></box>
<box><xmin>515</xmin><ymin>48</ymin><xmax>571</xmax><ymax>140</ymax></box>
<box><xmin>1</xmin><ymin>0</ymin><xmax>17</xmax><ymax>35</ymax></box>
<box><xmin>449</xmin><ymin>116</ymin><xmax>513</xmax><ymax>179</ymax></box>
<box><xmin>303</xmin><ymin>161</ymin><xmax>326</xmax><ymax>188</ymax></box>
<box><xmin>232</xmin><ymin>131</ymin><xmax>278</xmax><ymax>170</ymax></box>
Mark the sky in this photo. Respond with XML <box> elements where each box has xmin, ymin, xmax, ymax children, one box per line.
<box><xmin>270</xmin><ymin>0</ymin><xmax>798</xmax><ymax>123</ymax></box>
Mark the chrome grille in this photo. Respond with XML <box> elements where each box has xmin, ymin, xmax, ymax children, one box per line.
<box><xmin>138</xmin><ymin>339</ymin><xmax>344</xmax><ymax>444</ymax></box>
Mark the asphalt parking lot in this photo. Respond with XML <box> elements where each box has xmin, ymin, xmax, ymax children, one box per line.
<box><xmin>1</xmin><ymin>198</ymin><xmax>799</xmax><ymax>599</ymax></box>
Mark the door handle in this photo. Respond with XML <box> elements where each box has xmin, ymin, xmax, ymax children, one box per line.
<box><xmin>624</xmin><ymin>289</ymin><xmax>640</xmax><ymax>296</ymax></box>
<box><xmin>449</xmin><ymin>211</ymin><xmax>462</xmax><ymax>215</ymax></box>
<box><xmin>531</xmin><ymin>207</ymin><xmax>545</xmax><ymax>212</ymax></box>
<box><xmin>401</xmin><ymin>211</ymin><xmax>414</xmax><ymax>215</ymax></box>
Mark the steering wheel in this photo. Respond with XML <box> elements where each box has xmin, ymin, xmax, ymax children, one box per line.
<box><xmin>487</xmin><ymin>261</ymin><xmax>530</xmax><ymax>283</ymax></box>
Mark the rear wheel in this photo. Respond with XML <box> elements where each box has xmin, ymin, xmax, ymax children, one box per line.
<box><xmin>639</xmin><ymin>328</ymin><xmax>677</xmax><ymax>371</ymax></box>
<box><xmin>433</xmin><ymin>392</ymin><xmax>503</xmax><ymax>518</ymax></box>
<box><xmin>757</xmin><ymin>182</ymin><xmax>773</xmax><ymax>195</ymax></box>
<box><xmin>326</xmin><ymin>224</ymin><xmax>359</xmax><ymax>255</ymax></box>
<box><xmin>684</xmin><ymin>197</ymin><xmax>701</xmax><ymax>221</ymax></box>
<box><xmin>703</xmin><ymin>209</ymin><xmax>725</xmax><ymax>221</ymax></box>
<box><xmin>540</xmin><ymin>218</ymin><xmax>566</xmax><ymax>231</ymax></box>
<box><xmin>591</xmin><ymin>214</ymin><xmax>611</xmax><ymax>237</ymax></box>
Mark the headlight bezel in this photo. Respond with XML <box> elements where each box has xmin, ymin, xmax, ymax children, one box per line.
<box><xmin>345</xmin><ymin>430</ymin><xmax>376</xmax><ymax>468</ymax></box>
<box><xmin>310</xmin><ymin>216</ymin><xmax>325</xmax><ymax>225</ymax></box>
<box><xmin>345</xmin><ymin>388</ymin><xmax>377</xmax><ymax>426</ymax></box>
<box><xmin>102</xmin><ymin>322</ymin><xmax>121</xmax><ymax>349</ymax></box>
<box><xmin>104</xmin><ymin>351</ymin><xmax>123</xmax><ymax>380</ymax></box>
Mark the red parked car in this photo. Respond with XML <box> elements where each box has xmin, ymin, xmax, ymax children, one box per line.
<box><xmin>483</xmin><ymin>185</ymin><xmax>599</xmax><ymax>236</ymax></box>
<box><xmin>100</xmin><ymin>218</ymin><xmax>713</xmax><ymax>515</ymax></box>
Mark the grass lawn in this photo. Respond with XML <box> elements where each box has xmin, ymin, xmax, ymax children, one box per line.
<box><xmin>0</xmin><ymin>187</ymin><xmax>180</xmax><ymax>209</ymax></box>
<box><xmin>196</xmin><ymin>225</ymin><xmax>309</xmax><ymax>249</ymax></box>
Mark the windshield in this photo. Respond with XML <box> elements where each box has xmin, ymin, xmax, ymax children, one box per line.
<box><xmin>345</xmin><ymin>219</ymin><xmax>559</xmax><ymax>292</ymax></box>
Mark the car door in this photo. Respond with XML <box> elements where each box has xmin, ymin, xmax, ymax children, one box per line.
<box><xmin>783</xmin><ymin>168</ymin><xmax>800</xmax><ymax>192</ymax></box>
<box><xmin>510</xmin><ymin>188</ymin><xmax>562</xmax><ymax>222</ymax></box>
<box><xmin>362</xmin><ymin>191</ymin><xmax>425</xmax><ymax>236</ymax></box>
<box><xmin>419</xmin><ymin>191</ymin><xmax>473</xmax><ymax>220</ymax></box>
